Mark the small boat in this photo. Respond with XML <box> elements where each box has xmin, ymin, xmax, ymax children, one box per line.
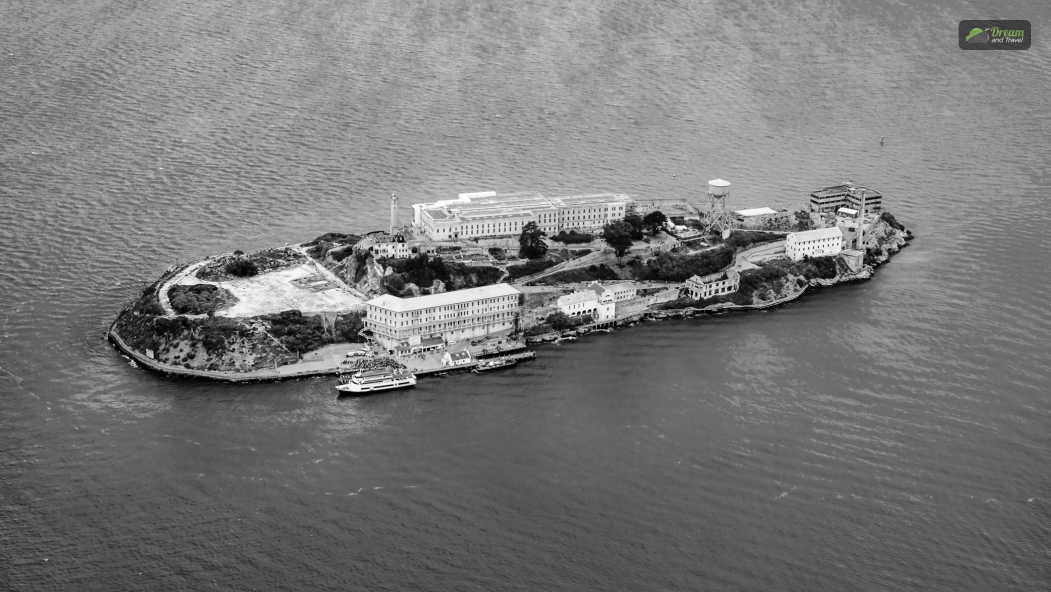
<box><xmin>472</xmin><ymin>358</ymin><xmax>517</xmax><ymax>373</ymax></box>
<box><xmin>594</xmin><ymin>328</ymin><xmax>612</xmax><ymax>333</ymax></box>
<box><xmin>336</xmin><ymin>368</ymin><xmax>416</xmax><ymax>394</ymax></box>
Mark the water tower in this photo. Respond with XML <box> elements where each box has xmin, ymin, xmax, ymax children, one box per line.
<box><xmin>703</xmin><ymin>179</ymin><xmax>735</xmax><ymax>233</ymax></box>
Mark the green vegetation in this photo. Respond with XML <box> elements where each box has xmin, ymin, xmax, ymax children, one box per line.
<box><xmin>642</xmin><ymin>211</ymin><xmax>668</xmax><ymax>235</ymax></box>
<box><xmin>488</xmin><ymin>247</ymin><xmax>507</xmax><ymax>261</ymax></box>
<box><xmin>793</xmin><ymin>211</ymin><xmax>813</xmax><ymax>231</ymax></box>
<box><xmin>197</xmin><ymin>248</ymin><xmax>306</xmax><ymax>281</ymax></box>
<box><xmin>623</xmin><ymin>208</ymin><xmax>644</xmax><ymax>239</ymax></box>
<box><xmin>880</xmin><ymin>211</ymin><xmax>905</xmax><ymax>231</ymax></box>
<box><xmin>550</xmin><ymin>230</ymin><xmax>594</xmax><ymax>244</ymax></box>
<box><xmin>638</xmin><ymin>247</ymin><xmax>734</xmax><ymax>282</ymax></box>
<box><xmin>304</xmin><ymin>233</ymin><xmax>364</xmax><ymax>260</ymax></box>
<box><xmin>601</xmin><ymin>220</ymin><xmax>635</xmax><ymax>257</ymax></box>
<box><xmin>722</xmin><ymin>230</ymin><xmax>786</xmax><ymax>251</ymax></box>
<box><xmin>168</xmin><ymin>284</ymin><xmax>235</xmax><ymax>315</ymax></box>
<box><xmin>518</xmin><ymin>221</ymin><xmax>548</xmax><ymax>259</ymax></box>
<box><xmin>537</xmin><ymin>264</ymin><xmax>620</xmax><ymax>285</ymax></box>
<box><xmin>507</xmin><ymin>258</ymin><xmax>556</xmax><ymax>280</ymax></box>
<box><xmin>759</xmin><ymin>256</ymin><xmax>838</xmax><ymax>280</ymax></box>
<box><xmin>382</xmin><ymin>253</ymin><xmax>503</xmax><ymax>295</ymax></box>
<box><xmin>263</xmin><ymin>310</ymin><xmax>330</xmax><ymax>354</ymax></box>
<box><xmin>226</xmin><ymin>258</ymin><xmax>259</xmax><ymax>277</ymax></box>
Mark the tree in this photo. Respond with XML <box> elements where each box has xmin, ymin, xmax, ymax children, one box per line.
<box><xmin>624</xmin><ymin>207</ymin><xmax>644</xmax><ymax>240</ymax></box>
<box><xmin>546</xmin><ymin>312</ymin><xmax>574</xmax><ymax>331</ymax></box>
<box><xmin>642</xmin><ymin>210</ymin><xmax>668</xmax><ymax>235</ymax></box>
<box><xmin>518</xmin><ymin>221</ymin><xmax>548</xmax><ymax>259</ymax></box>
<box><xmin>602</xmin><ymin>220</ymin><xmax>635</xmax><ymax>258</ymax></box>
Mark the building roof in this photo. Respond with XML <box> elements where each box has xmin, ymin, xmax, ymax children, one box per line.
<box><xmin>557</xmin><ymin>290</ymin><xmax>598</xmax><ymax>307</ymax></box>
<box><xmin>735</xmin><ymin>207</ymin><xmax>778</xmax><ymax>217</ymax></box>
<box><xmin>368</xmin><ymin>283</ymin><xmax>521</xmax><ymax>312</ymax></box>
<box><xmin>604</xmin><ymin>282</ymin><xmax>635</xmax><ymax>293</ymax></box>
<box><xmin>420</xmin><ymin>336</ymin><xmax>444</xmax><ymax>346</ymax></box>
<box><xmin>811</xmin><ymin>183</ymin><xmax>882</xmax><ymax>199</ymax></box>
<box><xmin>837</xmin><ymin>208</ymin><xmax>858</xmax><ymax>216</ymax></box>
<box><xmin>788</xmin><ymin>226</ymin><xmax>844</xmax><ymax>241</ymax></box>
<box><xmin>448</xmin><ymin>350</ymin><xmax>471</xmax><ymax>361</ymax></box>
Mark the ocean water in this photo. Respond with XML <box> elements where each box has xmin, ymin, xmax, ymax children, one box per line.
<box><xmin>2</xmin><ymin>0</ymin><xmax>1050</xmax><ymax>590</ymax></box>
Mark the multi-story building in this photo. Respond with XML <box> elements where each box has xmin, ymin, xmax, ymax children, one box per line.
<box><xmin>364</xmin><ymin>284</ymin><xmax>522</xmax><ymax>350</ymax></box>
<box><xmin>685</xmin><ymin>269</ymin><xmax>740</xmax><ymax>300</ymax></box>
<box><xmin>784</xmin><ymin>227</ymin><xmax>844</xmax><ymax>261</ymax></box>
<box><xmin>589</xmin><ymin>282</ymin><xmax>636</xmax><ymax>303</ymax></box>
<box><xmin>412</xmin><ymin>191</ymin><xmax>635</xmax><ymax>241</ymax></box>
<box><xmin>809</xmin><ymin>183</ymin><xmax>883</xmax><ymax>214</ymax></box>
<box><xmin>556</xmin><ymin>289</ymin><xmax>614</xmax><ymax>322</ymax></box>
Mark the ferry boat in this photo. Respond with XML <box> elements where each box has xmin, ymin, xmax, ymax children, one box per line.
<box><xmin>472</xmin><ymin>358</ymin><xmax>517</xmax><ymax>373</ymax></box>
<box><xmin>336</xmin><ymin>368</ymin><xmax>416</xmax><ymax>394</ymax></box>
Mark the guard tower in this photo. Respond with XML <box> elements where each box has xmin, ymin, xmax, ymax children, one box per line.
<box><xmin>389</xmin><ymin>192</ymin><xmax>398</xmax><ymax>235</ymax></box>
<box><xmin>703</xmin><ymin>179</ymin><xmax>735</xmax><ymax>234</ymax></box>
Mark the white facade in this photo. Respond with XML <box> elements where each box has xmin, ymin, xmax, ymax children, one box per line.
<box><xmin>412</xmin><ymin>191</ymin><xmax>635</xmax><ymax>241</ymax></box>
<box><xmin>589</xmin><ymin>282</ymin><xmax>636</xmax><ymax>303</ymax></box>
<box><xmin>685</xmin><ymin>269</ymin><xmax>740</xmax><ymax>300</ymax></box>
<box><xmin>785</xmin><ymin>227</ymin><xmax>844</xmax><ymax>261</ymax></box>
<box><xmin>364</xmin><ymin>284</ymin><xmax>522</xmax><ymax>350</ymax></box>
<box><xmin>557</xmin><ymin>290</ymin><xmax>599</xmax><ymax>318</ymax></box>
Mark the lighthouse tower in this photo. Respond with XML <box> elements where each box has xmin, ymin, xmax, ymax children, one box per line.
<box><xmin>389</xmin><ymin>192</ymin><xmax>398</xmax><ymax>235</ymax></box>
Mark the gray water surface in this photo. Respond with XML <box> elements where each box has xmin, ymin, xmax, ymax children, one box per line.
<box><xmin>2</xmin><ymin>0</ymin><xmax>1050</xmax><ymax>590</ymax></box>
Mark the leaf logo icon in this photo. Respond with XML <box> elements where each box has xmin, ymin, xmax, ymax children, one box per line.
<box><xmin>966</xmin><ymin>28</ymin><xmax>990</xmax><ymax>43</ymax></box>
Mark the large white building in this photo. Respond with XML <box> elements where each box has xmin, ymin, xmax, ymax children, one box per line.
<box><xmin>364</xmin><ymin>284</ymin><xmax>522</xmax><ymax>350</ymax></box>
<box><xmin>411</xmin><ymin>191</ymin><xmax>635</xmax><ymax>241</ymax></box>
<box><xmin>785</xmin><ymin>227</ymin><xmax>844</xmax><ymax>261</ymax></box>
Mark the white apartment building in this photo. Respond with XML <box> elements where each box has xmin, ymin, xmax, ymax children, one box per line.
<box><xmin>411</xmin><ymin>191</ymin><xmax>635</xmax><ymax>241</ymax></box>
<box><xmin>685</xmin><ymin>269</ymin><xmax>740</xmax><ymax>300</ymax></box>
<box><xmin>364</xmin><ymin>284</ymin><xmax>522</xmax><ymax>350</ymax></box>
<box><xmin>785</xmin><ymin>227</ymin><xmax>844</xmax><ymax>261</ymax></box>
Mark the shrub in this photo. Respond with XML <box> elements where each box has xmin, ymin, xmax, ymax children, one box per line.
<box><xmin>226</xmin><ymin>258</ymin><xmax>259</xmax><ymax>277</ymax></box>
<box><xmin>880</xmin><ymin>211</ymin><xmax>905</xmax><ymax>231</ymax></box>
<box><xmin>264</xmin><ymin>310</ymin><xmax>330</xmax><ymax>354</ymax></box>
<box><xmin>168</xmin><ymin>284</ymin><xmax>233</xmax><ymax>315</ymax></box>
<box><xmin>551</xmin><ymin>231</ymin><xmax>594</xmax><ymax>244</ymax></box>
<box><xmin>723</xmin><ymin>231</ymin><xmax>785</xmax><ymax>251</ymax></box>
<box><xmin>546</xmin><ymin>312</ymin><xmax>577</xmax><ymax>331</ymax></box>
<box><xmin>539</xmin><ymin>264</ymin><xmax>620</xmax><ymax>285</ymax></box>
<box><xmin>639</xmin><ymin>247</ymin><xmax>733</xmax><ymax>282</ymax></box>
<box><xmin>507</xmin><ymin>259</ymin><xmax>556</xmax><ymax>280</ymax></box>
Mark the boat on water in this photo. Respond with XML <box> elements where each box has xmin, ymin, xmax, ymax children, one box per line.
<box><xmin>472</xmin><ymin>358</ymin><xmax>517</xmax><ymax>373</ymax></box>
<box><xmin>336</xmin><ymin>368</ymin><xmax>416</xmax><ymax>394</ymax></box>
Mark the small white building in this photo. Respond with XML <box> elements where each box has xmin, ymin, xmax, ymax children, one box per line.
<box><xmin>785</xmin><ymin>227</ymin><xmax>844</xmax><ymax>261</ymax></box>
<box><xmin>685</xmin><ymin>269</ymin><xmax>740</xmax><ymax>300</ymax></box>
<box><xmin>442</xmin><ymin>350</ymin><xmax>472</xmax><ymax>367</ymax></box>
<box><xmin>589</xmin><ymin>282</ymin><xmax>636</xmax><ymax>303</ymax></box>
<box><xmin>557</xmin><ymin>290</ymin><xmax>599</xmax><ymax>318</ymax></box>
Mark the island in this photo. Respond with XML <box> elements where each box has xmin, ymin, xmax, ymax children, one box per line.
<box><xmin>109</xmin><ymin>183</ymin><xmax>913</xmax><ymax>383</ymax></box>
